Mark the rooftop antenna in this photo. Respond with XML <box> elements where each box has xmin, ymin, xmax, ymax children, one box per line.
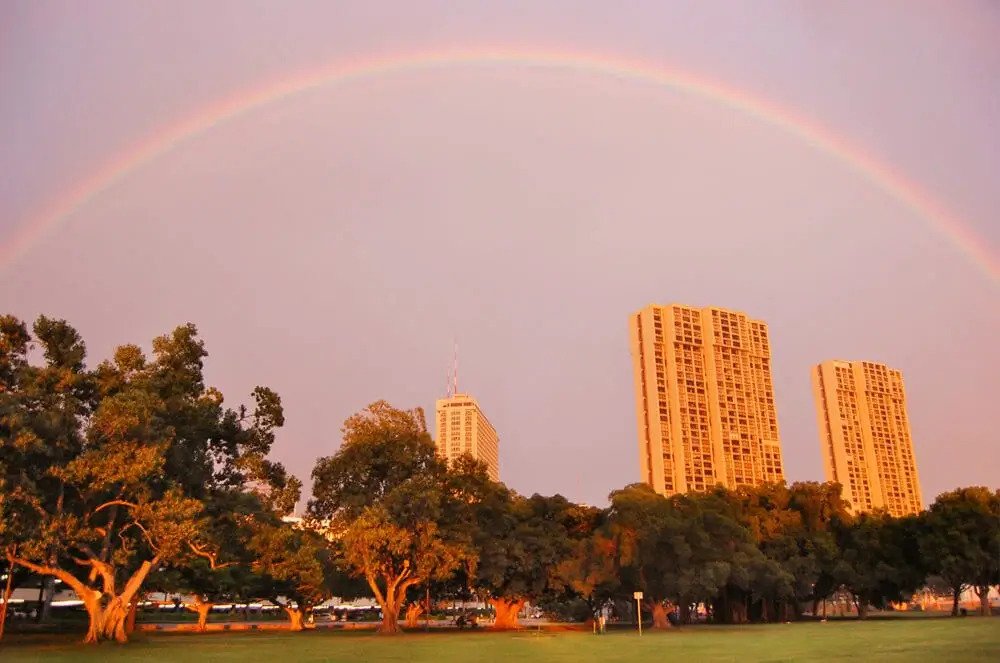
<box><xmin>445</xmin><ymin>340</ymin><xmax>459</xmax><ymax>397</ymax></box>
<box><xmin>451</xmin><ymin>339</ymin><xmax>459</xmax><ymax>396</ymax></box>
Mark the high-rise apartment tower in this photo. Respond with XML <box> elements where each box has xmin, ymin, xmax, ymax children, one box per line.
<box><xmin>811</xmin><ymin>360</ymin><xmax>922</xmax><ymax>516</ymax></box>
<box><xmin>629</xmin><ymin>304</ymin><xmax>785</xmax><ymax>496</ymax></box>
<box><xmin>435</xmin><ymin>393</ymin><xmax>500</xmax><ymax>482</ymax></box>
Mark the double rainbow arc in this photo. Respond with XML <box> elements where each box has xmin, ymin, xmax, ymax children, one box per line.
<box><xmin>3</xmin><ymin>48</ymin><xmax>996</xmax><ymax>284</ymax></box>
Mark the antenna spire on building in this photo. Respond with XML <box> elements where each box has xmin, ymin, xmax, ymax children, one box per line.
<box><xmin>452</xmin><ymin>339</ymin><xmax>459</xmax><ymax>396</ymax></box>
<box><xmin>446</xmin><ymin>339</ymin><xmax>459</xmax><ymax>398</ymax></box>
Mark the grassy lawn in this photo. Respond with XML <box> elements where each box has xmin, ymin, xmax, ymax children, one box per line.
<box><xmin>2</xmin><ymin>617</ymin><xmax>998</xmax><ymax>662</ymax></box>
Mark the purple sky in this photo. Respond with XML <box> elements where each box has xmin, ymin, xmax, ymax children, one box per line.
<box><xmin>2</xmin><ymin>1</ymin><xmax>997</xmax><ymax>508</ymax></box>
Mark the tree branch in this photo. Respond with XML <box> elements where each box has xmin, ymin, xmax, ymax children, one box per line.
<box><xmin>188</xmin><ymin>542</ymin><xmax>234</xmax><ymax>570</ymax></box>
<box><xmin>93</xmin><ymin>500</ymin><xmax>138</xmax><ymax>514</ymax></box>
<box><xmin>365</xmin><ymin>572</ymin><xmax>387</xmax><ymax>609</ymax></box>
<box><xmin>6</xmin><ymin>554</ymin><xmax>95</xmax><ymax>601</ymax></box>
<box><xmin>130</xmin><ymin>521</ymin><xmax>161</xmax><ymax>555</ymax></box>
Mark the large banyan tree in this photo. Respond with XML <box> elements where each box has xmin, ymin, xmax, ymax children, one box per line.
<box><xmin>0</xmin><ymin>316</ymin><xmax>295</xmax><ymax>643</ymax></box>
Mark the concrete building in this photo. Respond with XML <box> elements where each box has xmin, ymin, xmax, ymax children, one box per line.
<box><xmin>435</xmin><ymin>393</ymin><xmax>500</xmax><ymax>482</ymax></box>
<box><xmin>811</xmin><ymin>360</ymin><xmax>923</xmax><ymax>516</ymax></box>
<box><xmin>629</xmin><ymin>304</ymin><xmax>785</xmax><ymax>496</ymax></box>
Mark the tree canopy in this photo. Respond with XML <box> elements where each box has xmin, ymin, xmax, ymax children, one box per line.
<box><xmin>309</xmin><ymin>401</ymin><xmax>484</xmax><ymax>633</ymax></box>
<box><xmin>1</xmin><ymin>316</ymin><xmax>298</xmax><ymax>642</ymax></box>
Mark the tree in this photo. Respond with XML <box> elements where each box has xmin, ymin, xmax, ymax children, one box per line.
<box><xmin>832</xmin><ymin>512</ymin><xmax>925</xmax><ymax>618</ymax></box>
<box><xmin>250</xmin><ymin>523</ymin><xmax>337</xmax><ymax>631</ymax></box>
<box><xmin>602</xmin><ymin>485</ymin><xmax>761</xmax><ymax>627</ymax></box>
<box><xmin>338</xmin><ymin>503</ymin><xmax>463</xmax><ymax>632</ymax></box>
<box><xmin>471</xmin><ymin>491</ymin><xmax>593</xmax><ymax>629</ymax></box>
<box><xmin>786</xmin><ymin>481</ymin><xmax>850</xmax><ymax>615</ymax></box>
<box><xmin>151</xmin><ymin>491</ymin><xmax>266</xmax><ymax>631</ymax></box>
<box><xmin>1</xmin><ymin>316</ymin><xmax>95</xmax><ymax>624</ymax></box>
<box><xmin>729</xmin><ymin>482</ymin><xmax>848</xmax><ymax>621</ymax></box>
<box><xmin>2</xmin><ymin>317</ymin><xmax>292</xmax><ymax>643</ymax></box>
<box><xmin>1</xmin><ymin>316</ymin><xmax>198</xmax><ymax>643</ymax></box>
<box><xmin>922</xmin><ymin>487</ymin><xmax>1000</xmax><ymax>617</ymax></box>
<box><xmin>670</xmin><ymin>491</ymin><xmax>765</xmax><ymax>626</ymax></box>
<box><xmin>603</xmin><ymin>484</ymin><xmax>678</xmax><ymax>629</ymax></box>
<box><xmin>553</xmin><ymin>514</ymin><xmax>618</xmax><ymax>622</ymax></box>
<box><xmin>309</xmin><ymin>401</ymin><xmax>474</xmax><ymax>634</ymax></box>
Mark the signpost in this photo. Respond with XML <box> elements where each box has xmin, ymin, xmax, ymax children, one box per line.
<box><xmin>633</xmin><ymin>591</ymin><xmax>643</xmax><ymax>636</ymax></box>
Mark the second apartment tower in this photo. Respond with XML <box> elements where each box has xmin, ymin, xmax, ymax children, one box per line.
<box><xmin>811</xmin><ymin>360</ymin><xmax>922</xmax><ymax>516</ymax></box>
<box><xmin>630</xmin><ymin>304</ymin><xmax>785</xmax><ymax>495</ymax></box>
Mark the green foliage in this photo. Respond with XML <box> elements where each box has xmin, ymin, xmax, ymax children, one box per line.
<box><xmin>0</xmin><ymin>315</ymin><xmax>295</xmax><ymax>642</ymax></box>
<box><xmin>601</xmin><ymin>484</ymin><xmax>760</xmax><ymax>621</ymax></box>
<box><xmin>308</xmin><ymin>401</ymin><xmax>482</xmax><ymax>632</ymax></box>
<box><xmin>310</xmin><ymin>400</ymin><xmax>440</xmax><ymax>517</ymax></box>
<box><xmin>832</xmin><ymin>511</ymin><xmax>926</xmax><ymax>615</ymax></box>
<box><xmin>250</xmin><ymin>523</ymin><xmax>336</xmax><ymax>617</ymax></box>
<box><xmin>472</xmin><ymin>491</ymin><xmax>597</xmax><ymax>605</ymax></box>
<box><xmin>921</xmin><ymin>487</ymin><xmax>1000</xmax><ymax>614</ymax></box>
<box><xmin>725</xmin><ymin>481</ymin><xmax>849</xmax><ymax>617</ymax></box>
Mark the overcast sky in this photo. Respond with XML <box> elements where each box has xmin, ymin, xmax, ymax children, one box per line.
<box><xmin>2</xmin><ymin>1</ymin><xmax>997</xmax><ymax>508</ymax></box>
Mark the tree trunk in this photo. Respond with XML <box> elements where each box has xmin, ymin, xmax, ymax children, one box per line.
<box><xmin>490</xmin><ymin>598</ymin><xmax>525</xmax><ymax>630</ymax></box>
<box><xmin>719</xmin><ymin>592</ymin><xmax>747</xmax><ymax>625</ymax></box>
<box><xmin>735</xmin><ymin>598</ymin><xmax>748</xmax><ymax>624</ymax></box>
<box><xmin>650</xmin><ymin>602</ymin><xmax>671</xmax><ymax>629</ymax></box>
<box><xmin>371</xmin><ymin>581</ymin><xmax>405</xmax><ymax>634</ymax></box>
<box><xmin>679</xmin><ymin>602</ymin><xmax>691</xmax><ymax>625</ymax></box>
<box><xmin>186</xmin><ymin>597</ymin><xmax>213</xmax><ymax>631</ymax></box>
<box><xmin>6</xmin><ymin>555</ymin><xmax>121</xmax><ymax>644</ymax></box>
<box><xmin>711</xmin><ymin>596</ymin><xmax>724</xmax><ymax>624</ymax></box>
<box><xmin>767</xmin><ymin>599</ymin><xmax>780</xmax><ymax>622</ymax></box>
<box><xmin>951</xmin><ymin>586</ymin><xmax>961</xmax><ymax>617</ymax></box>
<box><xmin>284</xmin><ymin>606</ymin><xmax>305</xmax><ymax>631</ymax></box>
<box><xmin>975</xmin><ymin>586</ymin><xmax>992</xmax><ymax>617</ymax></box>
<box><xmin>35</xmin><ymin>581</ymin><xmax>45</xmax><ymax>622</ymax></box>
<box><xmin>80</xmin><ymin>592</ymin><xmax>134</xmax><ymax>644</ymax></box>
<box><xmin>364</xmin><ymin>572</ymin><xmax>421</xmax><ymax>635</ymax></box>
<box><xmin>378</xmin><ymin>599</ymin><xmax>403</xmax><ymax>634</ymax></box>
<box><xmin>854</xmin><ymin>598</ymin><xmax>868</xmax><ymax>620</ymax></box>
<box><xmin>125</xmin><ymin>597</ymin><xmax>138</xmax><ymax>635</ymax></box>
<box><xmin>39</xmin><ymin>577</ymin><xmax>56</xmax><ymax>622</ymax></box>
<box><xmin>0</xmin><ymin>557</ymin><xmax>14</xmax><ymax>641</ymax></box>
<box><xmin>405</xmin><ymin>602</ymin><xmax>424</xmax><ymax>628</ymax></box>
<box><xmin>82</xmin><ymin>592</ymin><xmax>103</xmax><ymax>644</ymax></box>
<box><xmin>716</xmin><ymin>591</ymin><xmax>743</xmax><ymax>624</ymax></box>
<box><xmin>96</xmin><ymin>560</ymin><xmax>156</xmax><ymax>643</ymax></box>
<box><xmin>786</xmin><ymin>601</ymin><xmax>798</xmax><ymax>622</ymax></box>
<box><xmin>100</xmin><ymin>601</ymin><xmax>130</xmax><ymax>643</ymax></box>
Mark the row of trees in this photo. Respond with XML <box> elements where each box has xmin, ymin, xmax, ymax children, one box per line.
<box><xmin>311</xmin><ymin>402</ymin><xmax>998</xmax><ymax>632</ymax></box>
<box><xmin>1</xmin><ymin>316</ymin><xmax>998</xmax><ymax>644</ymax></box>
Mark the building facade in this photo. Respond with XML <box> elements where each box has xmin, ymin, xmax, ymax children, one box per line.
<box><xmin>629</xmin><ymin>304</ymin><xmax>785</xmax><ymax>496</ymax></box>
<box><xmin>435</xmin><ymin>393</ymin><xmax>500</xmax><ymax>482</ymax></box>
<box><xmin>811</xmin><ymin>360</ymin><xmax>922</xmax><ymax>516</ymax></box>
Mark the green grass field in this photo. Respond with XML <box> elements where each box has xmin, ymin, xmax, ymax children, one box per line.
<box><xmin>3</xmin><ymin>617</ymin><xmax>998</xmax><ymax>662</ymax></box>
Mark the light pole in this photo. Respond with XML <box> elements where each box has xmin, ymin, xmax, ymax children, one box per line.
<box><xmin>633</xmin><ymin>591</ymin><xmax>643</xmax><ymax>636</ymax></box>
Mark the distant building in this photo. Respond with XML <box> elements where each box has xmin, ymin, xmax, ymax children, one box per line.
<box><xmin>281</xmin><ymin>515</ymin><xmax>338</xmax><ymax>541</ymax></box>
<box><xmin>435</xmin><ymin>393</ymin><xmax>500</xmax><ymax>482</ymax></box>
<box><xmin>811</xmin><ymin>360</ymin><xmax>923</xmax><ymax>516</ymax></box>
<box><xmin>629</xmin><ymin>304</ymin><xmax>785</xmax><ymax>496</ymax></box>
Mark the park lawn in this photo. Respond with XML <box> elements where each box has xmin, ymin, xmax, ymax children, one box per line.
<box><xmin>2</xmin><ymin>618</ymin><xmax>998</xmax><ymax>662</ymax></box>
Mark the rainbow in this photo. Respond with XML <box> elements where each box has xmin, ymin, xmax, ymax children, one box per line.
<box><xmin>3</xmin><ymin>48</ymin><xmax>997</xmax><ymax>283</ymax></box>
